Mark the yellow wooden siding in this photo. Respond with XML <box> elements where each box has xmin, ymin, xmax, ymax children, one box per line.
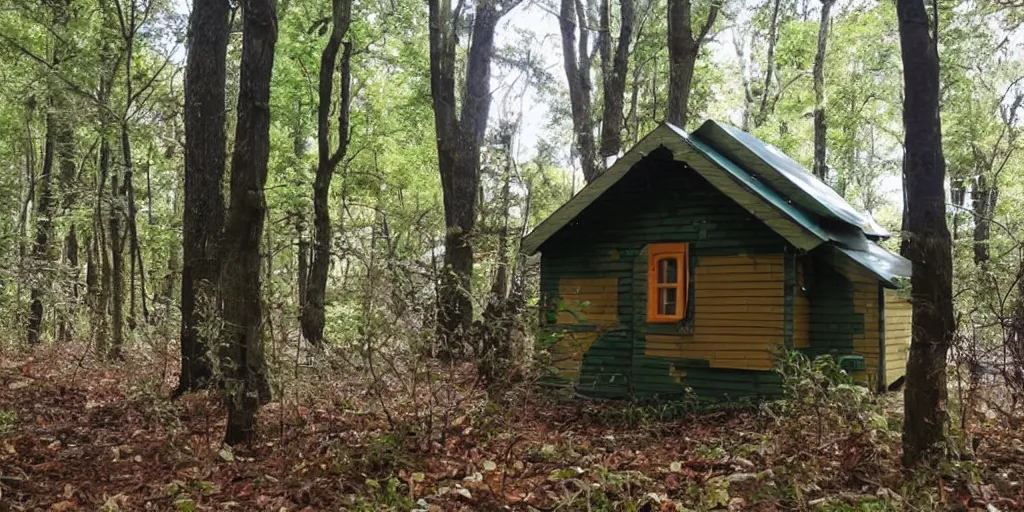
<box><xmin>551</xmin><ymin>277</ymin><xmax>619</xmax><ymax>379</ymax></box>
<box><xmin>555</xmin><ymin>278</ymin><xmax>620</xmax><ymax>325</ymax></box>
<box><xmin>646</xmin><ymin>254</ymin><xmax>785</xmax><ymax>371</ymax></box>
<box><xmin>884</xmin><ymin>290</ymin><xmax>912</xmax><ymax>384</ymax></box>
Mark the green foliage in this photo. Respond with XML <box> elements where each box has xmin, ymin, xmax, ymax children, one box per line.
<box><xmin>0</xmin><ymin>409</ymin><xmax>16</xmax><ymax>434</ymax></box>
<box><xmin>771</xmin><ymin>350</ymin><xmax>887</xmax><ymax>434</ymax></box>
<box><xmin>350</xmin><ymin>477</ymin><xmax>414</xmax><ymax>511</ymax></box>
<box><xmin>361</xmin><ymin>432</ymin><xmax>410</xmax><ymax>476</ymax></box>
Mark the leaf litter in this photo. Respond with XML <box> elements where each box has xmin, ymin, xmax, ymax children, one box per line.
<box><xmin>0</xmin><ymin>343</ymin><xmax>1022</xmax><ymax>511</ymax></box>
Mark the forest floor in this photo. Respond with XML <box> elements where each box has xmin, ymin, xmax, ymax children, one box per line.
<box><xmin>1</xmin><ymin>344</ymin><xmax>1023</xmax><ymax>511</ymax></box>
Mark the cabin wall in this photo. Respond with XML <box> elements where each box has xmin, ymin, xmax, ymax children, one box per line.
<box><xmin>804</xmin><ymin>249</ymin><xmax>911</xmax><ymax>389</ymax></box>
<box><xmin>793</xmin><ymin>261</ymin><xmax>811</xmax><ymax>349</ymax></box>
<box><xmin>884</xmin><ymin>290</ymin><xmax>912</xmax><ymax>385</ymax></box>
<box><xmin>835</xmin><ymin>259</ymin><xmax>884</xmax><ymax>387</ymax></box>
<box><xmin>632</xmin><ymin>252</ymin><xmax>788</xmax><ymax>398</ymax></box>
<box><xmin>539</xmin><ymin>152</ymin><xmax>792</xmax><ymax>399</ymax></box>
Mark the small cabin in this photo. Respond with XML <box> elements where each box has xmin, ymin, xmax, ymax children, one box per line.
<box><xmin>524</xmin><ymin>121</ymin><xmax>912</xmax><ymax>399</ymax></box>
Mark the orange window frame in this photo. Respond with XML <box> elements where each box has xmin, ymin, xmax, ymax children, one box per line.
<box><xmin>647</xmin><ymin>243</ymin><xmax>689</xmax><ymax>323</ymax></box>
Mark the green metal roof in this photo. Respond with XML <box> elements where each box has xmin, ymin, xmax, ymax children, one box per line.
<box><xmin>521</xmin><ymin>121</ymin><xmax>911</xmax><ymax>285</ymax></box>
<box><xmin>836</xmin><ymin>243</ymin><xmax>912</xmax><ymax>288</ymax></box>
<box><xmin>694</xmin><ymin>120</ymin><xmax>891</xmax><ymax>239</ymax></box>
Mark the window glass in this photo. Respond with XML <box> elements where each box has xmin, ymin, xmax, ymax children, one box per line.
<box><xmin>659</xmin><ymin>287</ymin><xmax>677</xmax><ymax>315</ymax></box>
<box><xmin>658</xmin><ymin>258</ymin><xmax>678</xmax><ymax>284</ymax></box>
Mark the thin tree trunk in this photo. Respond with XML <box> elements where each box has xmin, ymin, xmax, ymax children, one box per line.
<box><xmin>598</xmin><ymin>0</ymin><xmax>634</xmax><ymax>158</ymax></box>
<box><xmin>754</xmin><ymin>0</ymin><xmax>782</xmax><ymax>128</ymax></box>
<box><xmin>971</xmin><ymin>173</ymin><xmax>997</xmax><ymax>265</ymax></box>
<box><xmin>56</xmin><ymin>107</ymin><xmax>77</xmax><ymax>344</ymax></box>
<box><xmin>812</xmin><ymin>0</ymin><xmax>836</xmax><ymax>181</ymax></box>
<box><xmin>91</xmin><ymin>130</ymin><xmax>112</xmax><ymax>356</ymax></box>
<box><xmin>297</xmin><ymin>223</ymin><xmax>308</xmax><ymax>311</ymax></box>
<box><xmin>18</xmin><ymin>99</ymin><xmax>37</xmax><ymax>307</ymax></box>
<box><xmin>897</xmin><ymin>0</ymin><xmax>954</xmax><ymax>469</ymax></box>
<box><xmin>666</xmin><ymin>0</ymin><xmax>718</xmax><ymax>128</ymax></box>
<box><xmin>490</xmin><ymin>159</ymin><xmax>513</xmax><ymax>302</ymax></box>
<box><xmin>60</xmin><ymin>225</ymin><xmax>78</xmax><ymax>343</ymax></box>
<box><xmin>559</xmin><ymin>0</ymin><xmax>599</xmax><ymax>182</ymax></box>
<box><xmin>28</xmin><ymin>108</ymin><xmax>57</xmax><ymax>345</ymax></box>
<box><xmin>145</xmin><ymin>147</ymin><xmax>154</xmax><ymax>225</ymax></box>
<box><xmin>301</xmin><ymin>0</ymin><xmax>353</xmax><ymax>346</ymax></box>
<box><xmin>176</xmin><ymin>0</ymin><xmax>230</xmax><ymax>396</ymax></box>
<box><xmin>109</xmin><ymin>170</ymin><xmax>125</xmax><ymax>359</ymax></box>
<box><xmin>221</xmin><ymin>0</ymin><xmax>277</xmax><ymax>445</ymax></box>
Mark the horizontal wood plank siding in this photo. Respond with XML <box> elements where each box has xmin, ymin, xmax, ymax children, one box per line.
<box><xmin>840</xmin><ymin>260</ymin><xmax>883</xmax><ymax>387</ymax></box>
<box><xmin>884</xmin><ymin>289</ymin><xmax>912</xmax><ymax>385</ymax></box>
<box><xmin>540</xmin><ymin>151</ymin><xmax>792</xmax><ymax>399</ymax></box>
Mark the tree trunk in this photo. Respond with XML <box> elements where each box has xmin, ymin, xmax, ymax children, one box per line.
<box><xmin>598</xmin><ymin>0</ymin><xmax>634</xmax><ymax>158</ymax></box>
<box><xmin>60</xmin><ymin>224</ymin><xmax>78</xmax><ymax>343</ymax></box>
<box><xmin>28</xmin><ymin>109</ymin><xmax>57</xmax><ymax>345</ymax></box>
<box><xmin>176</xmin><ymin>0</ymin><xmax>230</xmax><ymax>396</ymax></box>
<box><xmin>18</xmin><ymin>99</ymin><xmax>37</xmax><ymax>308</ymax></box>
<box><xmin>297</xmin><ymin>225</ymin><xmax>309</xmax><ymax>310</ymax></box>
<box><xmin>971</xmin><ymin>173</ymin><xmax>997</xmax><ymax>265</ymax></box>
<box><xmin>56</xmin><ymin>110</ymin><xmax>77</xmax><ymax>344</ymax></box>
<box><xmin>109</xmin><ymin>170</ymin><xmax>125</xmax><ymax>359</ymax></box>
<box><xmin>221</xmin><ymin>0</ymin><xmax>277</xmax><ymax>446</ymax></box>
<box><xmin>91</xmin><ymin>132</ymin><xmax>112</xmax><ymax>356</ymax></box>
<box><xmin>666</xmin><ymin>0</ymin><xmax>718</xmax><ymax>128</ymax></box>
<box><xmin>754</xmin><ymin>0</ymin><xmax>782</xmax><ymax>128</ymax></box>
<box><xmin>120</xmin><ymin>122</ymin><xmax>147</xmax><ymax>330</ymax></box>
<box><xmin>812</xmin><ymin>0</ymin><xmax>835</xmax><ymax>181</ymax></box>
<box><xmin>897</xmin><ymin>0</ymin><xmax>955</xmax><ymax>469</ymax></box>
<box><xmin>559</xmin><ymin>0</ymin><xmax>599</xmax><ymax>183</ymax></box>
<box><xmin>428</xmin><ymin>0</ymin><xmax>521</xmax><ymax>353</ymax></box>
<box><xmin>301</xmin><ymin>0</ymin><xmax>353</xmax><ymax>346</ymax></box>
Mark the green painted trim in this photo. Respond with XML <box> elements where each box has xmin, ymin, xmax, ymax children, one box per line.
<box><xmin>877</xmin><ymin>283</ymin><xmax>887</xmax><ymax>392</ymax></box>
<box><xmin>783</xmin><ymin>252</ymin><xmax>795</xmax><ymax>350</ymax></box>
<box><xmin>522</xmin><ymin>123</ymin><xmax>828</xmax><ymax>254</ymax></box>
<box><xmin>693</xmin><ymin>120</ymin><xmax>891</xmax><ymax>238</ymax></box>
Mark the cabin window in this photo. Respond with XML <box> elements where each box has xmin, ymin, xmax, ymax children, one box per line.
<box><xmin>647</xmin><ymin>243</ymin><xmax>688</xmax><ymax>323</ymax></box>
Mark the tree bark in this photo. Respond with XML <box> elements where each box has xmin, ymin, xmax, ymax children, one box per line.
<box><xmin>897</xmin><ymin>0</ymin><xmax>955</xmax><ymax>469</ymax></box>
<box><xmin>753</xmin><ymin>0</ymin><xmax>782</xmax><ymax>129</ymax></box>
<box><xmin>176</xmin><ymin>0</ymin><xmax>230</xmax><ymax>395</ymax></box>
<box><xmin>428</xmin><ymin>0</ymin><xmax>521</xmax><ymax>353</ymax></box>
<box><xmin>598</xmin><ymin>0</ymin><xmax>634</xmax><ymax>158</ymax></box>
<box><xmin>56</xmin><ymin>109</ymin><xmax>77</xmax><ymax>344</ymax></box>
<box><xmin>109</xmin><ymin>170</ymin><xmax>125</xmax><ymax>359</ymax></box>
<box><xmin>559</xmin><ymin>0</ymin><xmax>599</xmax><ymax>182</ymax></box>
<box><xmin>666</xmin><ymin>0</ymin><xmax>718</xmax><ymax>128</ymax></box>
<box><xmin>91</xmin><ymin>131</ymin><xmax>113</xmax><ymax>356</ymax></box>
<box><xmin>812</xmin><ymin>0</ymin><xmax>836</xmax><ymax>181</ymax></box>
<box><xmin>971</xmin><ymin>174</ymin><xmax>997</xmax><ymax>265</ymax></box>
<box><xmin>221</xmin><ymin>0</ymin><xmax>277</xmax><ymax>446</ymax></box>
<box><xmin>28</xmin><ymin>108</ymin><xmax>57</xmax><ymax>345</ymax></box>
<box><xmin>301</xmin><ymin>0</ymin><xmax>353</xmax><ymax>346</ymax></box>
